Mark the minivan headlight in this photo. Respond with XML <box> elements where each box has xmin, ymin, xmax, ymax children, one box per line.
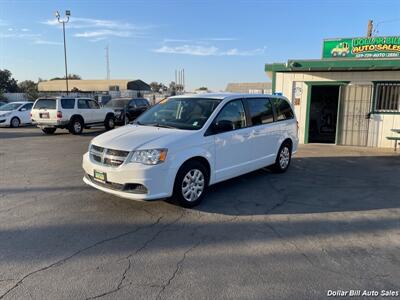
<box><xmin>130</xmin><ymin>149</ymin><xmax>168</xmax><ymax>165</ymax></box>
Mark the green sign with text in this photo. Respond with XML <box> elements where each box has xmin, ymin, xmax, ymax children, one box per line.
<box><xmin>323</xmin><ymin>36</ymin><xmax>400</xmax><ymax>59</ymax></box>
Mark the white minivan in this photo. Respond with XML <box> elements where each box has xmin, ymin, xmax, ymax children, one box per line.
<box><xmin>83</xmin><ymin>93</ymin><xmax>298</xmax><ymax>207</ymax></box>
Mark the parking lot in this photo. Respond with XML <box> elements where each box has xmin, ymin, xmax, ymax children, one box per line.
<box><xmin>0</xmin><ymin>127</ymin><xmax>399</xmax><ymax>299</ymax></box>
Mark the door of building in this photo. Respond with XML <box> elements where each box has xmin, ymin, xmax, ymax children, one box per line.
<box><xmin>337</xmin><ymin>84</ymin><xmax>372</xmax><ymax>146</ymax></box>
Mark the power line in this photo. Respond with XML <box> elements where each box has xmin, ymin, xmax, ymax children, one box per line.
<box><xmin>373</xmin><ymin>18</ymin><xmax>400</xmax><ymax>36</ymax></box>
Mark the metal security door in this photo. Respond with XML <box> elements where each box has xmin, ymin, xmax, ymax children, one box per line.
<box><xmin>337</xmin><ymin>84</ymin><xmax>372</xmax><ymax>146</ymax></box>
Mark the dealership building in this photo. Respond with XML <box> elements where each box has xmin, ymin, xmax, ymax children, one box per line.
<box><xmin>265</xmin><ymin>36</ymin><xmax>400</xmax><ymax>148</ymax></box>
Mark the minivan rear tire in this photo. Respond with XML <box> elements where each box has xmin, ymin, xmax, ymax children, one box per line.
<box><xmin>271</xmin><ymin>142</ymin><xmax>292</xmax><ymax>173</ymax></box>
<box><xmin>172</xmin><ymin>160</ymin><xmax>209</xmax><ymax>208</ymax></box>
<box><xmin>42</xmin><ymin>128</ymin><xmax>57</xmax><ymax>134</ymax></box>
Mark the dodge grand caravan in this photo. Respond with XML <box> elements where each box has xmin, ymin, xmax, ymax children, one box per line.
<box><xmin>83</xmin><ymin>93</ymin><xmax>298</xmax><ymax>207</ymax></box>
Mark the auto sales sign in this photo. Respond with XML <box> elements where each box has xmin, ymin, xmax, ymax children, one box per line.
<box><xmin>322</xmin><ymin>36</ymin><xmax>400</xmax><ymax>59</ymax></box>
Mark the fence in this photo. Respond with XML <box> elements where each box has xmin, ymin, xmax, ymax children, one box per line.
<box><xmin>3</xmin><ymin>93</ymin><xmax>28</xmax><ymax>102</ymax></box>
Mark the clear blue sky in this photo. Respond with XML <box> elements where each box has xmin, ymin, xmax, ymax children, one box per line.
<box><xmin>1</xmin><ymin>0</ymin><xmax>400</xmax><ymax>91</ymax></box>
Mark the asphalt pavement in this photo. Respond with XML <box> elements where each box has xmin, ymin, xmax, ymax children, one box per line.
<box><xmin>0</xmin><ymin>127</ymin><xmax>399</xmax><ymax>299</ymax></box>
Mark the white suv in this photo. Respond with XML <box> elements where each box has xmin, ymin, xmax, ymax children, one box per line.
<box><xmin>31</xmin><ymin>97</ymin><xmax>115</xmax><ymax>134</ymax></box>
<box><xmin>82</xmin><ymin>93</ymin><xmax>298</xmax><ymax>207</ymax></box>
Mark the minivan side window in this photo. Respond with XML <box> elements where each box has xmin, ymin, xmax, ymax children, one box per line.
<box><xmin>61</xmin><ymin>99</ymin><xmax>75</xmax><ymax>109</ymax></box>
<box><xmin>272</xmin><ymin>98</ymin><xmax>294</xmax><ymax>121</ymax></box>
<box><xmin>247</xmin><ymin>98</ymin><xmax>274</xmax><ymax>125</ymax></box>
<box><xmin>214</xmin><ymin>100</ymin><xmax>246</xmax><ymax>131</ymax></box>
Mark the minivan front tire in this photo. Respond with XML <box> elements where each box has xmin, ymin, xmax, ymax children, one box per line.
<box><xmin>172</xmin><ymin>160</ymin><xmax>209</xmax><ymax>208</ymax></box>
<box><xmin>271</xmin><ymin>142</ymin><xmax>292</xmax><ymax>173</ymax></box>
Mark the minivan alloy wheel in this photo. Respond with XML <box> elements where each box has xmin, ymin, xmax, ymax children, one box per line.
<box><xmin>279</xmin><ymin>146</ymin><xmax>290</xmax><ymax>169</ymax></box>
<box><xmin>181</xmin><ymin>169</ymin><xmax>205</xmax><ymax>202</ymax></box>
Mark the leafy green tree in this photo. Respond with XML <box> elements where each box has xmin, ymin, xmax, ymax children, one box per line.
<box><xmin>18</xmin><ymin>80</ymin><xmax>38</xmax><ymax>100</ymax></box>
<box><xmin>150</xmin><ymin>82</ymin><xmax>161</xmax><ymax>93</ymax></box>
<box><xmin>169</xmin><ymin>81</ymin><xmax>177</xmax><ymax>95</ymax></box>
<box><xmin>50</xmin><ymin>74</ymin><xmax>82</xmax><ymax>81</ymax></box>
<box><xmin>0</xmin><ymin>69</ymin><xmax>19</xmax><ymax>93</ymax></box>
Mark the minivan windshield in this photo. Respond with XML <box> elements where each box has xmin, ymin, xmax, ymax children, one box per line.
<box><xmin>135</xmin><ymin>98</ymin><xmax>222</xmax><ymax>130</ymax></box>
<box><xmin>33</xmin><ymin>99</ymin><xmax>56</xmax><ymax>110</ymax></box>
<box><xmin>0</xmin><ymin>103</ymin><xmax>22</xmax><ymax>111</ymax></box>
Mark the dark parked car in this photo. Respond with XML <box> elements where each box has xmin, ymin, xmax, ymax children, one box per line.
<box><xmin>105</xmin><ymin>98</ymin><xmax>150</xmax><ymax>125</ymax></box>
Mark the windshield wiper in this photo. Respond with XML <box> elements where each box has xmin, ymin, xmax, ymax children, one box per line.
<box><xmin>142</xmin><ymin>122</ymin><xmax>176</xmax><ymax>129</ymax></box>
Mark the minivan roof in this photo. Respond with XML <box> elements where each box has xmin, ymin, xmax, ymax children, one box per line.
<box><xmin>170</xmin><ymin>93</ymin><xmax>285</xmax><ymax>101</ymax></box>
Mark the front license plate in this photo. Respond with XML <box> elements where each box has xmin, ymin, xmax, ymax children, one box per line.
<box><xmin>94</xmin><ymin>170</ymin><xmax>106</xmax><ymax>182</ymax></box>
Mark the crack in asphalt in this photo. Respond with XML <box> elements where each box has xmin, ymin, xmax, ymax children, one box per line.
<box><xmin>155</xmin><ymin>240</ymin><xmax>202</xmax><ymax>300</ymax></box>
<box><xmin>262</xmin><ymin>220</ymin><xmax>391</xmax><ymax>283</ymax></box>
<box><xmin>86</xmin><ymin>211</ymin><xmax>187</xmax><ymax>300</ymax></box>
<box><xmin>0</xmin><ymin>216</ymin><xmax>163</xmax><ymax>300</ymax></box>
<box><xmin>263</xmin><ymin>178</ymin><xmax>289</xmax><ymax>214</ymax></box>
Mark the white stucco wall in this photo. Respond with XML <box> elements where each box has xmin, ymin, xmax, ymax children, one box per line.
<box><xmin>273</xmin><ymin>71</ymin><xmax>400</xmax><ymax>148</ymax></box>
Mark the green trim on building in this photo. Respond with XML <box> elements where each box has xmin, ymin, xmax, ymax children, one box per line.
<box><xmin>265</xmin><ymin>59</ymin><xmax>400</xmax><ymax>72</ymax></box>
<box><xmin>303</xmin><ymin>81</ymin><xmax>349</xmax><ymax>144</ymax></box>
<box><xmin>271</xmin><ymin>71</ymin><xmax>276</xmax><ymax>93</ymax></box>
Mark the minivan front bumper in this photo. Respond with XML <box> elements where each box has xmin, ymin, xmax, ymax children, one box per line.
<box><xmin>82</xmin><ymin>152</ymin><xmax>177</xmax><ymax>201</ymax></box>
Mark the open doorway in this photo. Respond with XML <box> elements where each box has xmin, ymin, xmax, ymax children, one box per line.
<box><xmin>308</xmin><ymin>85</ymin><xmax>340</xmax><ymax>143</ymax></box>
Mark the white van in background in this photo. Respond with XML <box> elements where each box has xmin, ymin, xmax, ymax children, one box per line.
<box><xmin>82</xmin><ymin>93</ymin><xmax>298</xmax><ymax>207</ymax></box>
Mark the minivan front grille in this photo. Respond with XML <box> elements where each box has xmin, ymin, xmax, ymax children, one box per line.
<box><xmin>90</xmin><ymin>144</ymin><xmax>130</xmax><ymax>167</ymax></box>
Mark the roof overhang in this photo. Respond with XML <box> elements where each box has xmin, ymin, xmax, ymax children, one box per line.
<box><xmin>265</xmin><ymin>59</ymin><xmax>400</xmax><ymax>73</ymax></box>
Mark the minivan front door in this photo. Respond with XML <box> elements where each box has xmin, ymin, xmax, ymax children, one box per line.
<box><xmin>211</xmin><ymin>99</ymin><xmax>254</xmax><ymax>182</ymax></box>
<box><xmin>245</xmin><ymin>98</ymin><xmax>280</xmax><ymax>167</ymax></box>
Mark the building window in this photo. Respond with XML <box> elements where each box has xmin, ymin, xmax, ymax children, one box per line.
<box><xmin>374</xmin><ymin>82</ymin><xmax>400</xmax><ymax>112</ymax></box>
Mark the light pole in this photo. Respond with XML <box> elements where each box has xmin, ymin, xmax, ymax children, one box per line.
<box><xmin>55</xmin><ymin>10</ymin><xmax>70</xmax><ymax>94</ymax></box>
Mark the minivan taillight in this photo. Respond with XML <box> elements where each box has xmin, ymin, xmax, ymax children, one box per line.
<box><xmin>57</xmin><ymin>111</ymin><xmax>62</xmax><ymax>119</ymax></box>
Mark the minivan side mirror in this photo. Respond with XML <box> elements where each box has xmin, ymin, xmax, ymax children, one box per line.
<box><xmin>212</xmin><ymin>120</ymin><xmax>234</xmax><ymax>134</ymax></box>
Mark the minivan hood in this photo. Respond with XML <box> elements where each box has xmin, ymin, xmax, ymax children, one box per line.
<box><xmin>90</xmin><ymin>124</ymin><xmax>193</xmax><ymax>151</ymax></box>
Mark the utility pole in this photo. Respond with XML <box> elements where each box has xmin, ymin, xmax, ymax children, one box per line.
<box><xmin>367</xmin><ymin>19</ymin><xmax>373</xmax><ymax>37</ymax></box>
<box><xmin>175</xmin><ymin>70</ymin><xmax>177</xmax><ymax>84</ymax></box>
<box><xmin>105</xmin><ymin>45</ymin><xmax>110</xmax><ymax>80</ymax></box>
<box><xmin>55</xmin><ymin>10</ymin><xmax>71</xmax><ymax>94</ymax></box>
<box><xmin>182</xmin><ymin>68</ymin><xmax>185</xmax><ymax>92</ymax></box>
